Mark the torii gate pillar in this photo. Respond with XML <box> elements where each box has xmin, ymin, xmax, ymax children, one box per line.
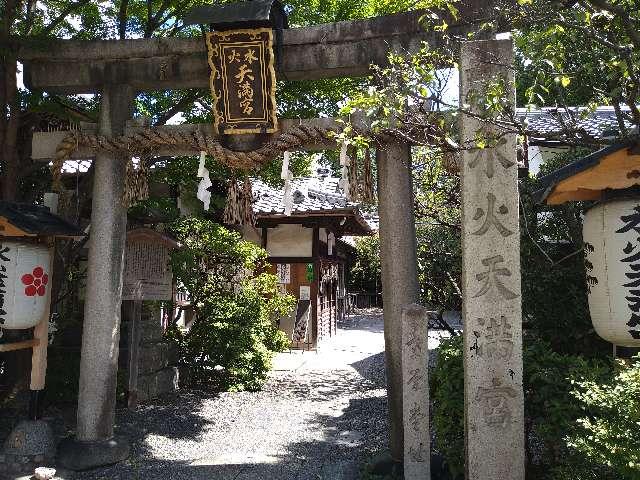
<box><xmin>377</xmin><ymin>140</ymin><xmax>420</xmax><ymax>463</ymax></box>
<box><xmin>58</xmin><ymin>86</ymin><xmax>134</xmax><ymax>470</ymax></box>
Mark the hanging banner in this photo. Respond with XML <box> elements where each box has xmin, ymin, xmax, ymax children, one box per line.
<box><xmin>206</xmin><ymin>28</ymin><xmax>278</xmax><ymax>135</ymax></box>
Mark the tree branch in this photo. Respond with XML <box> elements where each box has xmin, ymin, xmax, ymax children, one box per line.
<box><xmin>154</xmin><ymin>90</ymin><xmax>203</xmax><ymax>126</ymax></box>
<box><xmin>41</xmin><ymin>0</ymin><xmax>91</xmax><ymax>36</ymax></box>
<box><xmin>118</xmin><ymin>0</ymin><xmax>129</xmax><ymax>40</ymax></box>
<box><xmin>581</xmin><ymin>0</ymin><xmax>640</xmax><ymax>48</ymax></box>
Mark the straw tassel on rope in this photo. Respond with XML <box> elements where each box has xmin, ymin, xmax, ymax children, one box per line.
<box><xmin>223</xmin><ymin>175</ymin><xmax>255</xmax><ymax>226</ymax></box>
<box><xmin>347</xmin><ymin>146</ymin><xmax>359</xmax><ymax>203</ymax></box>
<box><xmin>241</xmin><ymin>177</ymin><xmax>256</xmax><ymax>226</ymax></box>
<box><xmin>223</xmin><ymin>178</ymin><xmax>242</xmax><ymax>225</ymax></box>
<box><xmin>362</xmin><ymin>148</ymin><xmax>375</xmax><ymax>203</ymax></box>
<box><xmin>123</xmin><ymin>157</ymin><xmax>150</xmax><ymax>207</ymax></box>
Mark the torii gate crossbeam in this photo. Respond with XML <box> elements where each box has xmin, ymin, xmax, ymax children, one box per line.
<box><xmin>17</xmin><ymin>6</ymin><xmax>489</xmax><ymax>93</ymax></box>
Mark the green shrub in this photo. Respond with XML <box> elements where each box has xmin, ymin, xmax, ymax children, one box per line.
<box><xmin>430</xmin><ymin>335</ymin><xmax>465</xmax><ymax>478</ymax></box>
<box><xmin>348</xmin><ymin>233</ymin><xmax>381</xmax><ymax>294</ymax></box>
<box><xmin>560</xmin><ymin>358</ymin><xmax>640</xmax><ymax>480</ymax></box>
<box><xmin>431</xmin><ymin>335</ymin><xmax>614</xmax><ymax>479</ymax></box>
<box><xmin>168</xmin><ymin>218</ymin><xmax>294</xmax><ymax>391</ymax></box>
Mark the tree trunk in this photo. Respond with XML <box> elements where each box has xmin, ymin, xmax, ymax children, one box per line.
<box><xmin>1</xmin><ymin>0</ymin><xmax>21</xmax><ymax>201</ymax></box>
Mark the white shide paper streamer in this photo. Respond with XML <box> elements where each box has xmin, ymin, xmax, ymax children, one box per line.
<box><xmin>196</xmin><ymin>151</ymin><xmax>212</xmax><ymax>211</ymax></box>
<box><xmin>282</xmin><ymin>151</ymin><xmax>294</xmax><ymax>216</ymax></box>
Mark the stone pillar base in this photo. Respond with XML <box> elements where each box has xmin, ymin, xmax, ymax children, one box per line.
<box><xmin>57</xmin><ymin>436</ymin><xmax>129</xmax><ymax>471</ymax></box>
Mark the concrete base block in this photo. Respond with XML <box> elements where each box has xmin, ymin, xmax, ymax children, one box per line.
<box><xmin>137</xmin><ymin>367</ymin><xmax>179</xmax><ymax>402</ymax></box>
<box><xmin>3</xmin><ymin>420</ymin><xmax>56</xmax><ymax>460</ymax></box>
<box><xmin>56</xmin><ymin>436</ymin><xmax>129</xmax><ymax>471</ymax></box>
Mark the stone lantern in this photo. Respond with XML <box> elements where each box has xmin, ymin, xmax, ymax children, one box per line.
<box><xmin>537</xmin><ymin>140</ymin><xmax>640</xmax><ymax>347</ymax></box>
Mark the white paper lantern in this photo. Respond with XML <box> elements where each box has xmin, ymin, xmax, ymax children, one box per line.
<box><xmin>0</xmin><ymin>241</ymin><xmax>51</xmax><ymax>330</ymax></box>
<box><xmin>583</xmin><ymin>198</ymin><xmax>640</xmax><ymax>346</ymax></box>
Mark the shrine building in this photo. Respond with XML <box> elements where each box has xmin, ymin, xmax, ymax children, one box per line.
<box><xmin>242</xmin><ymin>173</ymin><xmax>374</xmax><ymax>349</ymax></box>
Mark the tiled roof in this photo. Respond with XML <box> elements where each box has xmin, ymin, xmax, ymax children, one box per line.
<box><xmin>516</xmin><ymin>106</ymin><xmax>636</xmax><ymax>141</ymax></box>
<box><xmin>252</xmin><ymin>177</ymin><xmax>359</xmax><ymax>215</ymax></box>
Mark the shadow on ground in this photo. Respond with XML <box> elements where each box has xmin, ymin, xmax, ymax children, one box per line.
<box><xmin>350</xmin><ymin>352</ymin><xmax>386</xmax><ymax>388</ymax></box>
<box><xmin>76</xmin><ymin>383</ymin><xmax>387</xmax><ymax>480</ymax></box>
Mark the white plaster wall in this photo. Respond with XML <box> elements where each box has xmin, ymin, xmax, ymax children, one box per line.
<box><xmin>267</xmin><ymin>224</ymin><xmax>313</xmax><ymax>257</ymax></box>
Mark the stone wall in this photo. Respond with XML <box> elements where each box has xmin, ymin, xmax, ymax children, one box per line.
<box><xmin>121</xmin><ymin>307</ymin><xmax>179</xmax><ymax>403</ymax></box>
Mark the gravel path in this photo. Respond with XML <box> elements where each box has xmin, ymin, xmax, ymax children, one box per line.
<box><xmin>79</xmin><ymin>310</ymin><xmax>388</xmax><ymax>480</ymax></box>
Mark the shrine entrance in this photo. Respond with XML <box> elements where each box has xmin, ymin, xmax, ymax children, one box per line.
<box><xmin>19</xmin><ymin>1</ymin><xmax>525</xmax><ymax>478</ymax></box>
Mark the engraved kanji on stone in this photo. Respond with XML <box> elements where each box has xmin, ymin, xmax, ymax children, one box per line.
<box><xmin>469</xmin><ymin>143</ymin><xmax>515</xmax><ymax>179</ymax></box>
<box><xmin>476</xmin><ymin>316</ymin><xmax>514</xmax><ymax>360</ymax></box>
<box><xmin>407</xmin><ymin>368</ymin><xmax>424</xmax><ymax>391</ymax></box>
<box><xmin>408</xmin><ymin>443</ymin><xmax>428</xmax><ymax>463</ymax></box>
<box><xmin>473</xmin><ymin>255</ymin><xmax>519</xmax><ymax>300</ymax></box>
<box><xmin>472</xmin><ymin>193</ymin><xmax>513</xmax><ymax>237</ymax></box>
<box><xmin>476</xmin><ymin>377</ymin><xmax>517</xmax><ymax>428</ymax></box>
<box><xmin>408</xmin><ymin>403</ymin><xmax>426</xmax><ymax>433</ymax></box>
<box><xmin>405</xmin><ymin>334</ymin><xmax>424</xmax><ymax>357</ymax></box>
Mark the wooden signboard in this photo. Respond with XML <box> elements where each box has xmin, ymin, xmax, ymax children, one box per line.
<box><xmin>122</xmin><ymin>229</ymin><xmax>177</xmax><ymax>301</ymax></box>
<box><xmin>206</xmin><ymin>28</ymin><xmax>278</xmax><ymax>135</ymax></box>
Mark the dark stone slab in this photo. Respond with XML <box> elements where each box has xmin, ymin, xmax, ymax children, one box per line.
<box><xmin>138</xmin><ymin>342</ymin><xmax>169</xmax><ymax>374</ymax></box>
<box><xmin>139</xmin><ymin>319</ymin><xmax>164</xmax><ymax>343</ymax></box>
<box><xmin>137</xmin><ymin>367</ymin><xmax>179</xmax><ymax>402</ymax></box>
<box><xmin>56</xmin><ymin>437</ymin><xmax>129</xmax><ymax>471</ymax></box>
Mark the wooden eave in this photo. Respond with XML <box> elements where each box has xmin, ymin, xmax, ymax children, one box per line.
<box><xmin>0</xmin><ymin>201</ymin><xmax>84</xmax><ymax>239</ymax></box>
<box><xmin>255</xmin><ymin>208</ymin><xmax>372</xmax><ymax>236</ymax></box>
<box><xmin>536</xmin><ymin>140</ymin><xmax>640</xmax><ymax>205</ymax></box>
<box><xmin>126</xmin><ymin>227</ymin><xmax>179</xmax><ymax>249</ymax></box>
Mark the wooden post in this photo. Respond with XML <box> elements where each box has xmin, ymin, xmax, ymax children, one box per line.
<box><xmin>29</xmin><ymin>193</ymin><xmax>59</xmax><ymax>419</ymax></box>
<box><xmin>312</xmin><ymin>226</ymin><xmax>319</xmax><ymax>348</ymax></box>
<box><xmin>0</xmin><ymin>339</ymin><xmax>39</xmax><ymax>353</ymax></box>
<box><xmin>460</xmin><ymin>39</ymin><xmax>525</xmax><ymax>480</ymax></box>
<box><xmin>125</xmin><ymin>300</ymin><xmax>143</xmax><ymax>409</ymax></box>
<box><xmin>28</xmin><ymin>279</ymin><xmax>50</xmax><ymax>420</ymax></box>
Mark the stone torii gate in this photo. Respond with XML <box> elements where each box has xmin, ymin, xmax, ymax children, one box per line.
<box><xmin>21</xmin><ymin>3</ymin><xmax>524</xmax><ymax>477</ymax></box>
